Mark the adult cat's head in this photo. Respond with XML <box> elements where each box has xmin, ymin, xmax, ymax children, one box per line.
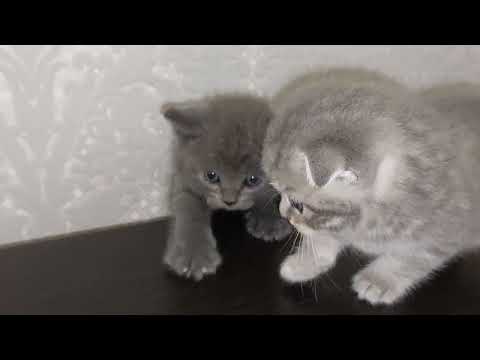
<box><xmin>262</xmin><ymin>68</ymin><xmax>414</xmax><ymax>236</ymax></box>
<box><xmin>162</xmin><ymin>93</ymin><xmax>273</xmax><ymax>211</ymax></box>
<box><xmin>264</xmin><ymin>140</ymin><xmax>368</xmax><ymax>236</ymax></box>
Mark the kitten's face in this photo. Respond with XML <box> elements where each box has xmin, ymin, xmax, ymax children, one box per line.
<box><xmin>191</xmin><ymin>149</ymin><xmax>267</xmax><ymax>211</ymax></box>
<box><xmin>163</xmin><ymin>94</ymin><xmax>272</xmax><ymax>211</ymax></box>
<box><xmin>202</xmin><ymin>172</ymin><xmax>264</xmax><ymax>211</ymax></box>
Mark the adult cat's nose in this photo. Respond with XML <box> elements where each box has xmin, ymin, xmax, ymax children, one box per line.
<box><xmin>223</xmin><ymin>200</ymin><xmax>236</xmax><ymax>206</ymax></box>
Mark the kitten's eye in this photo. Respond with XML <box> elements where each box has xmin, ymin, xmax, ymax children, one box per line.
<box><xmin>244</xmin><ymin>175</ymin><xmax>262</xmax><ymax>188</ymax></box>
<box><xmin>205</xmin><ymin>170</ymin><xmax>220</xmax><ymax>184</ymax></box>
<box><xmin>288</xmin><ymin>196</ymin><xmax>304</xmax><ymax>214</ymax></box>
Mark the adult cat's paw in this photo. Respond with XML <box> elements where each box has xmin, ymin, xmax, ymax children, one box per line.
<box><xmin>163</xmin><ymin>242</ymin><xmax>222</xmax><ymax>281</ymax></box>
<box><xmin>279</xmin><ymin>243</ymin><xmax>336</xmax><ymax>283</ymax></box>
<box><xmin>352</xmin><ymin>267</ymin><xmax>411</xmax><ymax>306</ymax></box>
<box><xmin>245</xmin><ymin>212</ymin><xmax>292</xmax><ymax>242</ymax></box>
<box><xmin>280</xmin><ymin>254</ymin><xmax>330</xmax><ymax>283</ymax></box>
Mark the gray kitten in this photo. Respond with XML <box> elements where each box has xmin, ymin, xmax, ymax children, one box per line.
<box><xmin>262</xmin><ymin>67</ymin><xmax>480</xmax><ymax>305</ymax></box>
<box><xmin>162</xmin><ymin>93</ymin><xmax>292</xmax><ymax>281</ymax></box>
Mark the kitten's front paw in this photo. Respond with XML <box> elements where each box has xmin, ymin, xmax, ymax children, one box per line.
<box><xmin>280</xmin><ymin>252</ymin><xmax>332</xmax><ymax>283</ymax></box>
<box><xmin>245</xmin><ymin>212</ymin><xmax>292</xmax><ymax>242</ymax></box>
<box><xmin>352</xmin><ymin>267</ymin><xmax>411</xmax><ymax>306</ymax></box>
<box><xmin>163</xmin><ymin>243</ymin><xmax>222</xmax><ymax>281</ymax></box>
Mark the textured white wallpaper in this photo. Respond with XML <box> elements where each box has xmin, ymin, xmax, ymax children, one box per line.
<box><xmin>1</xmin><ymin>45</ymin><xmax>480</xmax><ymax>245</ymax></box>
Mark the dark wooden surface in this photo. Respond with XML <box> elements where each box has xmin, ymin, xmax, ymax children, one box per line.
<box><xmin>1</xmin><ymin>211</ymin><xmax>480</xmax><ymax>315</ymax></box>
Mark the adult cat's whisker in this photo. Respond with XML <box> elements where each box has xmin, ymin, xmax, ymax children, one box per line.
<box><xmin>324</xmin><ymin>272</ymin><xmax>342</xmax><ymax>293</ymax></box>
<box><xmin>304</xmin><ymin>235</ymin><xmax>311</xmax><ymax>263</ymax></box>
<box><xmin>349</xmin><ymin>248</ymin><xmax>363</xmax><ymax>267</ymax></box>
<box><xmin>289</xmin><ymin>230</ymin><xmax>298</xmax><ymax>255</ymax></box>
<box><xmin>289</xmin><ymin>229</ymin><xmax>301</xmax><ymax>255</ymax></box>
<box><xmin>280</xmin><ymin>229</ymin><xmax>297</xmax><ymax>254</ymax></box>
<box><xmin>309</xmin><ymin>236</ymin><xmax>341</xmax><ymax>293</ymax></box>
<box><xmin>309</xmin><ymin>237</ymin><xmax>321</xmax><ymax>266</ymax></box>
<box><xmin>300</xmin><ymin>233</ymin><xmax>306</xmax><ymax>262</ymax></box>
<box><xmin>312</xmin><ymin>279</ymin><xmax>319</xmax><ymax>302</ymax></box>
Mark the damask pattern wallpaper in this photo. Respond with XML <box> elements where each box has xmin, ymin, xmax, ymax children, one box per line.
<box><xmin>1</xmin><ymin>45</ymin><xmax>479</xmax><ymax>245</ymax></box>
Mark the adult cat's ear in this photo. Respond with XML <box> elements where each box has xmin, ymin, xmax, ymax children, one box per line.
<box><xmin>161</xmin><ymin>100</ymin><xmax>208</xmax><ymax>139</ymax></box>
<box><xmin>289</xmin><ymin>148</ymin><xmax>322</xmax><ymax>187</ymax></box>
<box><xmin>326</xmin><ymin>168</ymin><xmax>358</xmax><ymax>185</ymax></box>
<box><xmin>290</xmin><ymin>147</ymin><xmax>356</xmax><ymax>187</ymax></box>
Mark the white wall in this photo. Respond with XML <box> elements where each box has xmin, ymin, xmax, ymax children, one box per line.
<box><xmin>1</xmin><ymin>45</ymin><xmax>479</xmax><ymax>245</ymax></box>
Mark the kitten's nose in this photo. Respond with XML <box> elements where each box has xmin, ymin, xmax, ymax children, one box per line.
<box><xmin>222</xmin><ymin>189</ymin><xmax>238</xmax><ymax>207</ymax></box>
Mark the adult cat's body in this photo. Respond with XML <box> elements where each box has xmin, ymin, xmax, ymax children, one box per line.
<box><xmin>162</xmin><ymin>94</ymin><xmax>291</xmax><ymax>281</ymax></box>
<box><xmin>263</xmin><ymin>68</ymin><xmax>480</xmax><ymax>305</ymax></box>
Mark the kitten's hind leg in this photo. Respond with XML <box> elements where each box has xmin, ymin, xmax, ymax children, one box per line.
<box><xmin>280</xmin><ymin>233</ymin><xmax>341</xmax><ymax>283</ymax></box>
<box><xmin>352</xmin><ymin>250</ymin><xmax>451</xmax><ymax>306</ymax></box>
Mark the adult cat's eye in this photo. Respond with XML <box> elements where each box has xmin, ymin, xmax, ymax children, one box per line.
<box><xmin>205</xmin><ymin>170</ymin><xmax>220</xmax><ymax>184</ymax></box>
<box><xmin>244</xmin><ymin>175</ymin><xmax>262</xmax><ymax>187</ymax></box>
<box><xmin>288</xmin><ymin>196</ymin><xmax>304</xmax><ymax>214</ymax></box>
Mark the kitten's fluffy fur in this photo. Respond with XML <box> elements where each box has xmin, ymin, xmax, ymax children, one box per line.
<box><xmin>162</xmin><ymin>94</ymin><xmax>291</xmax><ymax>281</ymax></box>
<box><xmin>263</xmin><ymin>68</ymin><xmax>480</xmax><ymax>305</ymax></box>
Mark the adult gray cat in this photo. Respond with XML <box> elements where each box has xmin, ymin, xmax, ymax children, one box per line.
<box><xmin>262</xmin><ymin>68</ymin><xmax>480</xmax><ymax>305</ymax></box>
<box><xmin>162</xmin><ymin>94</ymin><xmax>292</xmax><ymax>281</ymax></box>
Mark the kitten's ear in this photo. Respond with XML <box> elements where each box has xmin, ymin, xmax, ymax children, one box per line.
<box><xmin>161</xmin><ymin>100</ymin><xmax>208</xmax><ymax>139</ymax></box>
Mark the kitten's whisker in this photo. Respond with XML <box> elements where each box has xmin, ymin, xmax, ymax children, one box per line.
<box><xmin>264</xmin><ymin>187</ymin><xmax>278</xmax><ymax>193</ymax></box>
<box><xmin>261</xmin><ymin>187</ymin><xmax>278</xmax><ymax>196</ymax></box>
<box><xmin>261</xmin><ymin>193</ymin><xmax>279</xmax><ymax>211</ymax></box>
